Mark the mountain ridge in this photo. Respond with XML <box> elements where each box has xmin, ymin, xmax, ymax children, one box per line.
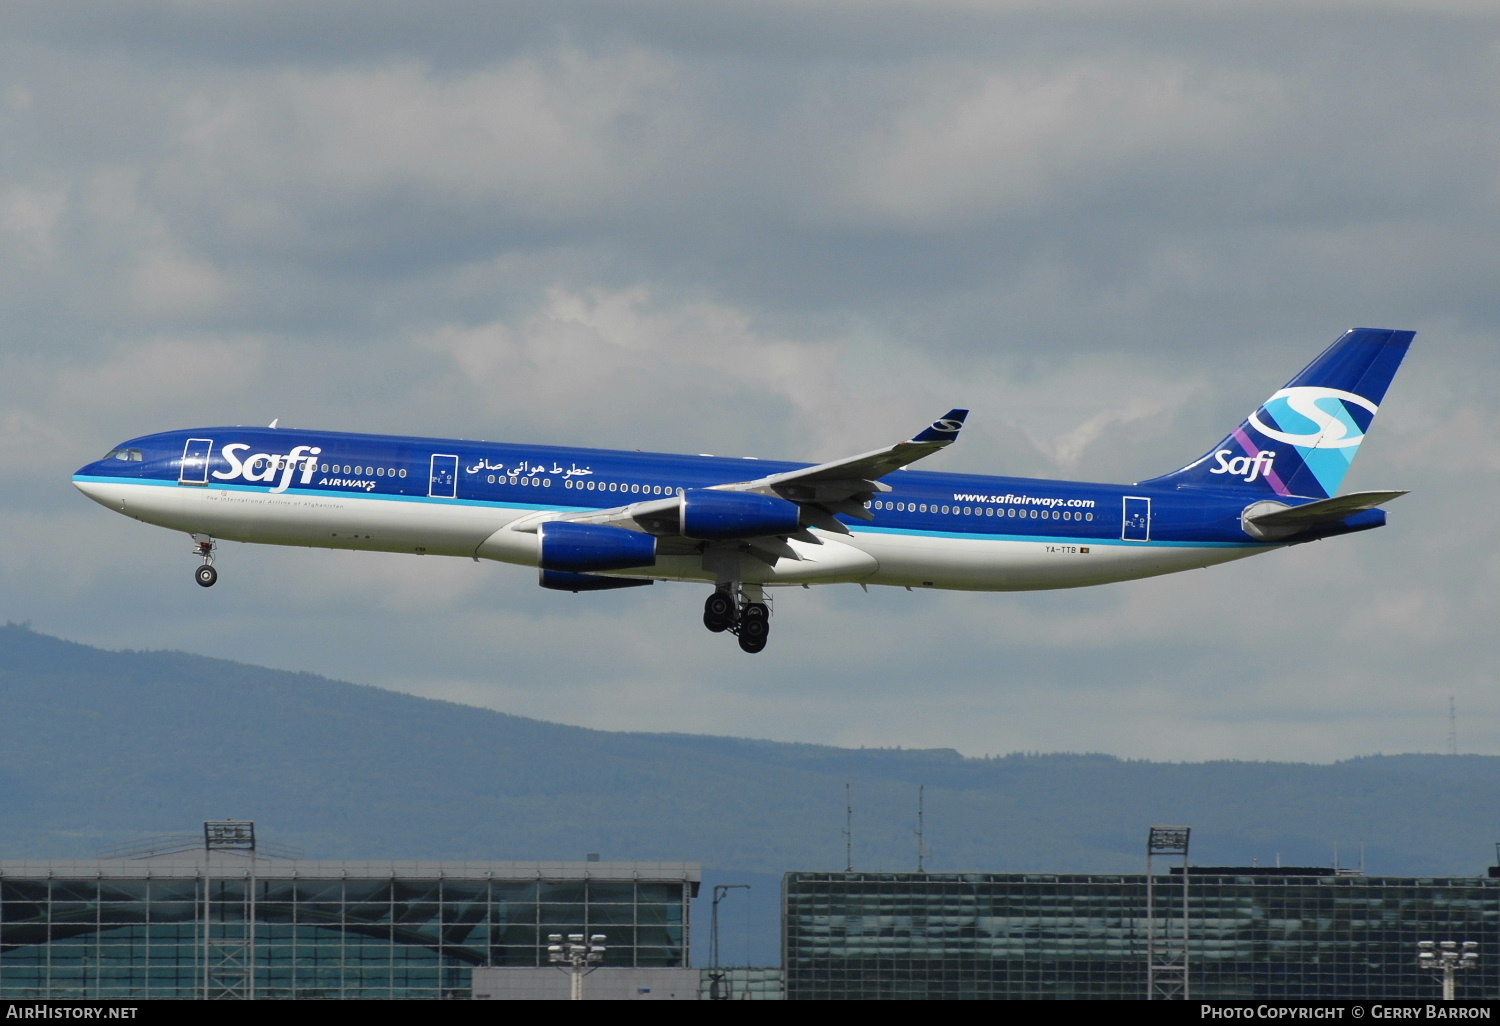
<box><xmin>0</xmin><ymin>623</ymin><xmax>1493</xmax><ymax>881</ymax></box>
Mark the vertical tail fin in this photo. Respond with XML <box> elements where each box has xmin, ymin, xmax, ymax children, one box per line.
<box><xmin>1143</xmin><ymin>328</ymin><xmax>1414</xmax><ymax>499</ymax></box>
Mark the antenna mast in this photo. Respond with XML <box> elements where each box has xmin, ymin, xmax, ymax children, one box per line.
<box><xmin>843</xmin><ymin>782</ymin><xmax>853</xmax><ymax>872</ymax></box>
<box><xmin>916</xmin><ymin>785</ymin><xmax>926</xmax><ymax>873</ymax></box>
<box><xmin>1449</xmin><ymin>696</ymin><xmax>1458</xmax><ymax>755</ymax></box>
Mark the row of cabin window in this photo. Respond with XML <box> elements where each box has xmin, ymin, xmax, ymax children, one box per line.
<box><xmin>566</xmin><ymin>480</ymin><xmax>684</xmax><ymax>496</ymax></box>
<box><xmin>871</xmin><ymin>500</ymin><xmax>1095</xmax><ymax>522</ymax></box>
<box><xmin>486</xmin><ymin>475</ymin><xmax>551</xmax><ymax>487</ymax></box>
<box><xmin>317</xmin><ymin>464</ymin><xmax>406</xmax><ymax>477</ymax></box>
<box><xmin>482</xmin><ymin>476</ymin><xmax>686</xmax><ymax>497</ymax></box>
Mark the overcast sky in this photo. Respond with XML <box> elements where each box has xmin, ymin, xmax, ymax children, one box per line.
<box><xmin>2</xmin><ymin>0</ymin><xmax>1497</xmax><ymax>762</ymax></box>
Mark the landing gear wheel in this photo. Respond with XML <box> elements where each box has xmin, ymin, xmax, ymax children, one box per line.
<box><xmin>195</xmin><ymin>564</ymin><xmax>218</xmax><ymax>588</ymax></box>
<box><xmin>703</xmin><ymin>591</ymin><xmax>735</xmax><ymax>632</ymax></box>
<box><xmin>737</xmin><ymin>610</ymin><xmax>769</xmax><ymax>653</ymax></box>
<box><xmin>737</xmin><ymin>626</ymin><xmax>768</xmax><ymax>654</ymax></box>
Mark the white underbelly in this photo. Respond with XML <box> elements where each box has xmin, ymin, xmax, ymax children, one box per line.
<box><xmin>85</xmin><ymin>481</ymin><xmax>520</xmax><ymax>557</ymax></box>
<box><xmin>845</xmin><ymin>530</ymin><xmax>1267</xmax><ymax>590</ymax></box>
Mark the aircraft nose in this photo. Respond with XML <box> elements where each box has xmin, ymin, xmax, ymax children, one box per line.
<box><xmin>73</xmin><ymin>474</ymin><xmax>124</xmax><ymax>511</ymax></box>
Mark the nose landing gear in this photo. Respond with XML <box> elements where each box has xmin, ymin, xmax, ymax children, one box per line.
<box><xmin>192</xmin><ymin>535</ymin><xmax>218</xmax><ymax>588</ymax></box>
<box><xmin>701</xmin><ymin>586</ymin><xmax>772</xmax><ymax>653</ymax></box>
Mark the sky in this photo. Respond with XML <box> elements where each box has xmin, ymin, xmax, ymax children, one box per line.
<box><xmin>2</xmin><ymin>0</ymin><xmax>1497</xmax><ymax>763</ymax></box>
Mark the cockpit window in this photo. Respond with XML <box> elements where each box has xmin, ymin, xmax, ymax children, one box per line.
<box><xmin>102</xmin><ymin>448</ymin><xmax>143</xmax><ymax>462</ymax></box>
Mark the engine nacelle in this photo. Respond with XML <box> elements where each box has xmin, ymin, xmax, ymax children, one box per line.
<box><xmin>681</xmin><ymin>489</ymin><xmax>802</xmax><ymax>540</ymax></box>
<box><xmin>538</xmin><ymin>522</ymin><xmax>657</xmax><ymax>572</ymax></box>
<box><xmin>539</xmin><ymin>570</ymin><xmax>654</xmax><ymax>592</ymax></box>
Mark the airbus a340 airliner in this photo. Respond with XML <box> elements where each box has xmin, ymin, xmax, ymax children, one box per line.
<box><xmin>75</xmin><ymin>328</ymin><xmax>1411</xmax><ymax>653</ymax></box>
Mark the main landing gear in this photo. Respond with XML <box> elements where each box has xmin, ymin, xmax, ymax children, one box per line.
<box><xmin>192</xmin><ymin>535</ymin><xmax>218</xmax><ymax>588</ymax></box>
<box><xmin>702</xmin><ymin>586</ymin><xmax>771</xmax><ymax>654</ymax></box>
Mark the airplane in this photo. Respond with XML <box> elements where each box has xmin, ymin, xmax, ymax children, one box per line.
<box><xmin>74</xmin><ymin>327</ymin><xmax>1412</xmax><ymax>654</ymax></box>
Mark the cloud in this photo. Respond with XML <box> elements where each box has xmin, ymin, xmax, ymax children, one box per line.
<box><xmin>846</xmin><ymin>61</ymin><xmax>1281</xmax><ymax>228</ymax></box>
<box><xmin>0</xmin><ymin>186</ymin><xmax>66</xmax><ymax>262</ymax></box>
<box><xmin>126</xmin><ymin>249</ymin><xmax>234</xmax><ymax>315</ymax></box>
<box><xmin>166</xmin><ymin>50</ymin><xmax>691</xmax><ymax>250</ymax></box>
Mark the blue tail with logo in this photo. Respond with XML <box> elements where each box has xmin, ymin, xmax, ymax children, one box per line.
<box><xmin>1143</xmin><ymin>328</ymin><xmax>1414</xmax><ymax>499</ymax></box>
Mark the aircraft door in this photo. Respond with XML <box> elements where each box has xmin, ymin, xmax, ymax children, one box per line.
<box><xmin>429</xmin><ymin>454</ymin><xmax>458</xmax><ymax>498</ymax></box>
<box><xmin>1122</xmin><ymin>496</ymin><xmax>1151</xmax><ymax>541</ymax></box>
<box><xmin>179</xmin><ymin>438</ymin><xmax>213</xmax><ymax>485</ymax></box>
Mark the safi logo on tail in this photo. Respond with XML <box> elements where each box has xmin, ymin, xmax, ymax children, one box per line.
<box><xmin>1144</xmin><ymin>328</ymin><xmax>1414</xmax><ymax>499</ymax></box>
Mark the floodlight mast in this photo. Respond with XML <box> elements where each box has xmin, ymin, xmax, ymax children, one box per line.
<box><xmin>1146</xmin><ymin>825</ymin><xmax>1191</xmax><ymax>1001</ymax></box>
<box><xmin>202</xmin><ymin>820</ymin><xmax>257</xmax><ymax>1000</ymax></box>
<box><xmin>708</xmin><ymin>884</ymin><xmax>751</xmax><ymax>1000</ymax></box>
<box><xmin>548</xmin><ymin>932</ymin><xmax>606</xmax><ymax>1000</ymax></box>
<box><xmin>1417</xmin><ymin>940</ymin><xmax>1479</xmax><ymax>1001</ymax></box>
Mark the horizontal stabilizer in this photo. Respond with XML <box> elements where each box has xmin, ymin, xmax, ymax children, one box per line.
<box><xmin>1242</xmin><ymin>490</ymin><xmax>1407</xmax><ymax>540</ymax></box>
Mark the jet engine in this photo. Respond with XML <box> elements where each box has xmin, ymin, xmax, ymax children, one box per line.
<box><xmin>680</xmin><ymin>489</ymin><xmax>801</xmax><ymax>540</ymax></box>
<box><xmin>537</xmin><ymin>521</ymin><xmax>657</xmax><ymax>572</ymax></box>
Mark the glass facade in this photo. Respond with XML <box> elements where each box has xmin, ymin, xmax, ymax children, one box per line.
<box><xmin>699</xmin><ymin>966</ymin><xmax>785</xmax><ymax>1000</ymax></box>
<box><xmin>0</xmin><ymin>859</ymin><xmax>698</xmax><ymax>999</ymax></box>
<box><xmin>783</xmin><ymin>871</ymin><xmax>1500</xmax><ymax>1000</ymax></box>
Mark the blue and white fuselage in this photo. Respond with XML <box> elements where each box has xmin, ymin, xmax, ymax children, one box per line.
<box><xmin>73</xmin><ymin>328</ymin><xmax>1414</xmax><ymax>653</ymax></box>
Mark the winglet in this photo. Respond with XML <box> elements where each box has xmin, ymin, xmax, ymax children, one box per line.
<box><xmin>909</xmin><ymin>409</ymin><xmax>968</xmax><ymax>445</ymax></box>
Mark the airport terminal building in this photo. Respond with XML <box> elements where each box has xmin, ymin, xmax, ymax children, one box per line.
<box><xmin>783</xmin><ymin>869</ymin><xmax>1500</xmax><ymax>1000</ymax></box>
<box><xmin>6</xmin><ymin>822</ymin><xmax>1498</xmax><ymax>1000</ymax></box>
<box><xmin>0</xmin><ymin>848</ymin><xmax>698</xmax><ymax>1000</ymax></box>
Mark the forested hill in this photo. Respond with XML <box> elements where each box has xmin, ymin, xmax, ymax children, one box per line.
<box><xmin>1</xmin><ymin>623</ymin><xmax>1494</xmax><ymax>878</ymax></box>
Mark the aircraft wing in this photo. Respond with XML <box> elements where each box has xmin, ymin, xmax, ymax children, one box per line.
<box><xmin>712</xmin><ymin>409</ymin><xmax>970</xmax><ymax>531</ymax></box>
<box><xmin>514</xmin><ymin>410</ymin><xmax>968</xmax><ymax>544</ymax></box>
